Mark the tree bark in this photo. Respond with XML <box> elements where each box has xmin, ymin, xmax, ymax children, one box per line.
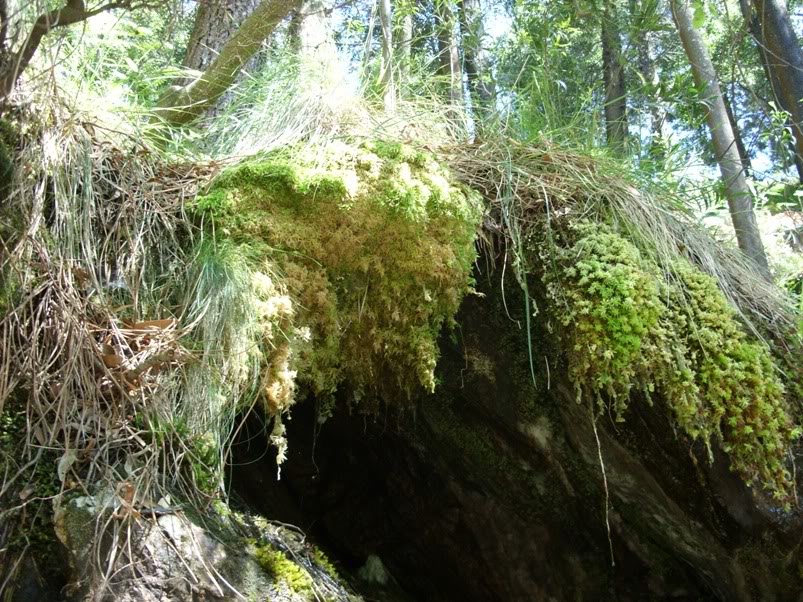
<box><xmin>458</xmin><ymin>0</ymin><xmax>494</xmax><ymax>116</ymax></box>
<box><xmin>435</xmin><ymin>0</ymin><xmax>463</xmax><ymax>108</ymax></box>
<box><xmin>181</xmin><ymin>0</ymin><xmax>261</xmax><ymax>115</ymax></box>
<box><xmin>184</xmin><ymin>0</ymin><xmax>260</xmax><ymax>75</ymax></box>
<box><xmin>602</xmin><ymin>0</ymin><xmax>627</xmax><ymax>153</ymax></box>
<box><xmin>671</xmin><ymin>0</ymin><xmax>771</xmax><ymax>278</ymax></box>
<box><xmin>154</xmin><ymin>0</ymin><xmax>302</xmax><ymax>126</ymax></box>
<box><xmin>398</xmin><ymin>7</ymin><xmax>413</xmax><ymax>82</ymax></box>
<box><xmin>740</xmin><ymin>0</ymin><xmax>803</xmax><ymax>183</ymax></box>
<box><xmin>379</xmin><ymin>0</ymin><xmax>395</xmax><ymax>111</ymax></box>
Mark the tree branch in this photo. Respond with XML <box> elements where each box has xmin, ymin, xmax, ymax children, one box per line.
<box><xmin>153</xmin><ymin>0</ymin><xmax>302</xmax><ymax>127</ymax></box>
<box><xmin>0</xmin><ymin>0</ymin><xmax>153</xmax><ymax>101</ymax></box>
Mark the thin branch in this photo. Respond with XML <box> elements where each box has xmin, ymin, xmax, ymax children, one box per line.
<box><xmin>0</xmin><ymin>0</ymin><xmax>156</xmax><ymax>101</ymax></box>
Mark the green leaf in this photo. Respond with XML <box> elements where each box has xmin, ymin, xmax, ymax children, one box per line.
<box><xmin>692</xmin><ymin>1</ymin><xmax>706</xmax><ymax>28</ymax></box>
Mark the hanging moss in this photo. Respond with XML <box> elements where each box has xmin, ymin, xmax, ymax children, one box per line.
<box><xmin>543</xmin><ymin>223</ymin><xmax>665</xmax><ymax>415</ymax></box>
<box><xmin>543</xmin><ymin>222</ymin><xmax>800</xmax><ymax>503</ymax></box>
<box><xmin>193</xmin><ymin>141</ymin><xmax>482</xmax><ymax>410</ymax></box>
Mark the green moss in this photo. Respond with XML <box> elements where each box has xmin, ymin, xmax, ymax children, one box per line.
<box><xmin>544</xmin><ymin>223</ymin><xmax>664</xmax><ymax>416</ymax></box>
<box><xmin>193</xmin><ymin>141</ymin><xmax>482</xmax><ymax>409</ymax></box>
<box><xmin>542</xmin><ymin>222</ymin><xmax>799</xmax><ymax>503</ymax></box>
<box><xmin>253</xmin><ymin>544</ymin><xmax>313</xmax><ymax>596</ymax></box>
<box><xmin>311</xmin><ymin>546</ymin><xmax>340</xmax><ymax>580</ymax></box>
<box><xmin>364</xmin><ymin>140</ymin><xmax>429</xmax><ymax>167</ymax></box>
<box><xmin>667</xmin><ymin>261</ymin><xmax>798</xmax><ymax>498</ymax></box>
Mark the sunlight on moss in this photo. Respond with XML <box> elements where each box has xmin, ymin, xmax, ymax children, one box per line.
<box><xmin>253</xmin><ymin>544</ymin><xmax>313</xmax><ymax>596</ymax></box>
<box><xmin>193</xmin><ymin>141</ymin><xmax>482</xmax><ymax>412</ymax></box>
<box><xmin>543</xmin><ymin>222</ymin><xmax>799</xmax><ymax>503</ymax></box>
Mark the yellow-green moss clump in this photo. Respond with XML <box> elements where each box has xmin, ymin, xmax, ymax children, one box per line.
<box><xmin>254</xmin><ymin>544</ymin><xmax>313</xmax><ymax>595</ymax></box>
<box><xmin>193</xmin><ymin>140</ymin><xmax>481</xmax><ymax>413</ymax></box>
<box><xmin>544</xmin><ymin>222</ymin><xmax>800</xmax><ymax>503</ymax></box>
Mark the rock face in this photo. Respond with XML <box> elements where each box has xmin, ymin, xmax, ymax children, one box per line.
<box><xmin>51</xmin><ymin>493</ymin><xmax>355</xmax><ymax>601</ymax></box>
<box><xmin>232</xmin><ymin>269</ymin><xmax>803</xmax><ymax>601</ymax></box>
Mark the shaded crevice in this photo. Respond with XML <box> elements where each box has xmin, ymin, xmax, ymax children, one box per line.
<box><xmin>228</xmin><ymin>273</ymin><xmax>803</xmax><ymax>602</ymax></box>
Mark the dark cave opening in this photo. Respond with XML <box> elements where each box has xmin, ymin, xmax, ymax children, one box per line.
<box><xmin>229</xmin><ymin>400</ymin><xmax>475</xmax><ymax>602</ymax></box>
<box><xmin>228</xmin><ymin>397</ymin><xmax>715</xmax><ymax>602</ymax></box>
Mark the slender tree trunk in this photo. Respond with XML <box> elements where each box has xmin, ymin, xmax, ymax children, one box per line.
<box><xmin>292</xmin><ymin>0</ymin><xmax>334</xmax><ymax>60</ymax></box>
<box><xmin>602</xmin><ymin>0</ymin><xmax>627</xmax><ymax>153</ymax></box>
<box><xmin>740</xmin><ymin>0</ymin><xmax>803</xmax><ymax>183</ymax></box>
<box><xmin>458</xmin><ymin>0</ymin><xmax>494</xmax><ymax>119</ymax></box>
<box><xmin>629</xmin><ymin>0</ymin><xmax>663</xmax><ymax>140</ymax></box>
<box><xmin>289</xmin><ymin>0</ymin><xmax>340</xmax><ymax>87</ymax></box>
<box><xmin>379</xmin><ymin>0</ymin><xmax>395</xmax><ymax>111</ymax></box>
<box><xmin>724</xmin><ymin>91</ymin><xmax>753</xmax><ymax>176</ymax></box>
<box><xmin>671</xmin><ymin>0</ymin><xmax>770</xmax><ymax>278</ymax></box>
<box><xmin>435</xmin><ymin>0</ymin><xmax>463</xmax><ymax>108</ymax></box>
<box><xmin>398</xmin><ymin>8</ymin><xmax>413</xmax><ymax>82</ymax></box>
<box><xmin>154</xmin><ymin>0</ymin><xmax>302</xmax><ymax>126</ymax></box>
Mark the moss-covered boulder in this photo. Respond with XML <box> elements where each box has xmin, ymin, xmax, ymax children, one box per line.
<box><xmin>233</xmin><ymin>258</ymin><xmax>803</xmax><ymax>601</ymax></box>
<box><xmin>193</xmin><ymin>140</ymin><xmax>482</xmax><ymax>416</ymax></box>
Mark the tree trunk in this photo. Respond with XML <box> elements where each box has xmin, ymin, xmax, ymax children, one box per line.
<box><xmin>290</xmin><ymin>0</ymin><xmax>339</xmax><ymax>85</ymax></box>
<box><xmin>435</xmin><ymin>0</ymin><xmax>463</xmax><ymax>108</ymax></box>
<box><xmin>602</xmin><ymin>0</ymin><xmax>627</xmax><ymax>153</ymax></box>
<box><xmin>379</xmin><ymin>0</ymin><xmax>395</xmax><ymax>112</ymax></box>
<box><xmin>398</xmin><ymin>7</ymin><xmax>413</xmax><ymax>82</ymax></box>
<box><xmin>629</xmin><ymin>0</ymin><xmax>663</xmax><ymax>141</ymax></box>
<box><xmin>184</xmin><ymin>0</ymin><xmax>260</xmax><ymax>74</ymax></box>
<box><xmin>671</xmin><ymin>0</ymin><xmax>771</xmax><ymax>278</ymax></box>
<box><xmin>724</xmin><ymin>91</ymin><xmax>752</xmax><ymax>176</ymax></box>
<box><xmin>154</xmin><ymin>0</ymin><xmax>302</xmax><ymax>126</ymax></box>
<box><xmin>181</xmin><ymin>0</ymin><xmax>261</xmax><ymax>115</ymax></box>
<box><xmin>293</xmin><ymin>0</ymin><xmax>334</xmax><ymax>59</ymax></box>
<box><xmin>458</xmin><ymin>0</ymin><xmax>494</xmax><ymax>118</ymax></box>
<box><xmin>740</xmin><ymin>0</ymin><xmax>803</xmax><ymax>183</ymax></box>
<box><xmin>738</xmin><ymin>0</ymin><xmax>802</xmax><ymax>178</ymax></box>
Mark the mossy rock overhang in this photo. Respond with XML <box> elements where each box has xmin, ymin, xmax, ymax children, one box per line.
<box><xmin>193</xmin><ymin>137</ymin><xmax>801</xmax><ymax>504</ymax></box>
<box><xmin>192</xmin><ymin>140</ymin><xmax>484</xmax><ymax>407</ymax></box>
